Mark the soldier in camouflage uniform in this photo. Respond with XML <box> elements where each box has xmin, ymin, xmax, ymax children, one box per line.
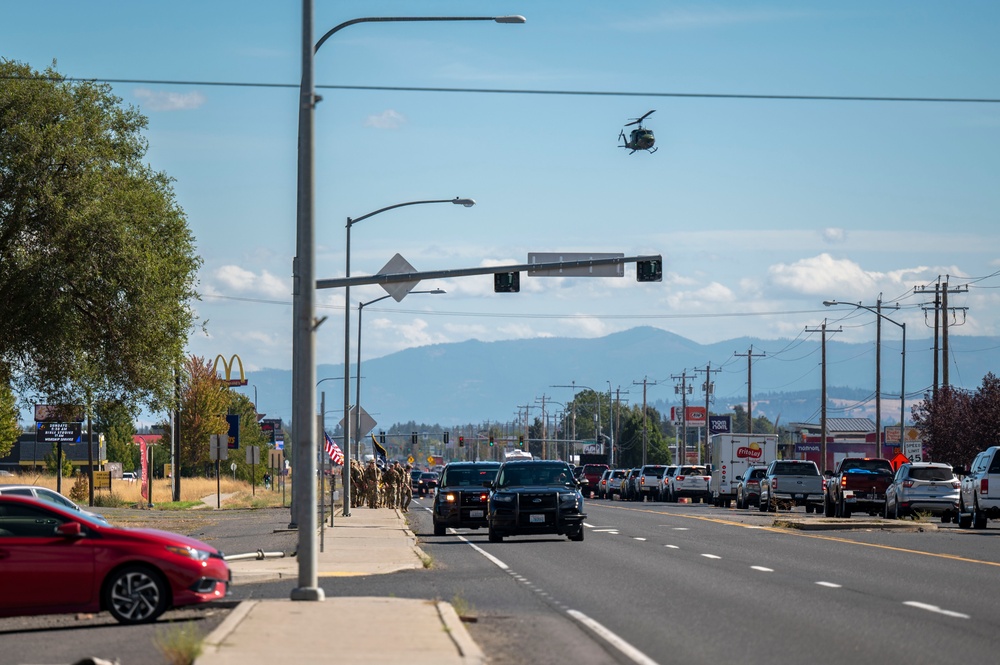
<box><xmin>350</xmin><ymin>459</ymin><xmax>364</xmax><ymax>508</ymax></box>
<box><xmin>363</xmin><ymin>459</ymin><xmax>381</xmax><ymax>508</ymax></box>
<box><xmin>401</xmin><ymin>464</ymin><xmax>414</xmax><ymax>512</ymax></box>
<box><xmin>383</xmin><ymin>462</ymin><xmax>398</xmax><ymax>509</ymax></box>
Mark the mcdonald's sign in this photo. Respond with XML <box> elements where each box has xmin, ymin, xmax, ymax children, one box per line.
<box><xmin>213</xmin><ymin>354</ymin><xmax>248</xmax><ymax>386</ymax></box>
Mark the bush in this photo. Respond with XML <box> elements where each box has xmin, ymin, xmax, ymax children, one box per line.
<box><xmin>68</xmin><ymin>472</ymin><xmax>89</xmax><ymax>503</ymax></box>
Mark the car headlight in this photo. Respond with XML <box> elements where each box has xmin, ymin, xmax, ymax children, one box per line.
<box><xmin>166</xmin><ymin>545</ymin><xmax>211</xmax><ymax>561</ymax></box>
<box><xmin>492</xmin><ymin>493</ymin><xmax>515</xmax><ymax>504</ymax></box>
<box><xmin>444</xmin><ymin>493</ymin><xmax>457</xmax><ymax>503</ymax></box>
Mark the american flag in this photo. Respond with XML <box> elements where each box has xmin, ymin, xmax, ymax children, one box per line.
<box><xmin>324</xmin><ymin>432</ymin><xmax>344</xmax><ymax>466</ymax></box>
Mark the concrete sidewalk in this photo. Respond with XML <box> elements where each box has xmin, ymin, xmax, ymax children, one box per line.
<box><xmin>195</xmin><ymin>507</ymin><xmax>484</xmax><ymax>665</ymax></box>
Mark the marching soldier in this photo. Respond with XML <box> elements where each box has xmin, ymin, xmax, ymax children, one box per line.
<box><xmin>363</xmin><ymin>458</ymin><xmax>380</xmax><ymax>508</ymax></box>
<box><xmin>401</xmin><ymin>464</ymin><xmax>414</xmax><ymax>512</ymax></box>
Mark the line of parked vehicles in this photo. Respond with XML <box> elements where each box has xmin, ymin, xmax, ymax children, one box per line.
<box><xmin>580</xmin><ymin>442</ymin><xmax>1000</xmax><ymax>530</ymax></box>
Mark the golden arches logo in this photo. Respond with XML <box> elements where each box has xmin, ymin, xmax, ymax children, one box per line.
<box><xmin>213</xmin><ymin>354</ymin><xmax>248</xmax><ymax>386</ymax></box>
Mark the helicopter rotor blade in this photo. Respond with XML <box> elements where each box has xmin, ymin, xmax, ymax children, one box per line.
<box><xmin>624</xmin><ymin>119</ymin><xmax>640</xmax><ymax>127</ymax></box>
<box><xmin>638</xmin><ymin>109</ymin><xmax>656</xmax><ymax>122</ymax></box>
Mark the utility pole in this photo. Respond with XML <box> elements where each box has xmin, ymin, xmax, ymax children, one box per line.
<box><xmin>671</xmin><ymin>372</ymin><xmax>692</xmax><ymax>464</ymax></box>
<box><xmin>632</xmin><ymin>377</ymin><xmax>658</xmax><ymax>465</ymax></box>
<box><xmin>695</xmin><ymin>363</ymin><xmax>721</xmax><ymax>458</ymax></box>
<box><xmin>916</xmin><ymin>278</ymin><xmax>968</xmax><ymax>397</ymax></box>
<box><xmin>734</xmin><ymin>347</ymin><xmax>765</xmax><ymax>433</ymax></box>
<box><xmin>806</xmin><ymin>320</ymin><xmax>841</xmax><ymax>471</ymax></box>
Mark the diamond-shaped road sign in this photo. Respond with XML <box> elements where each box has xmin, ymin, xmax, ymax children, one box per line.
<box><xmin>378</xmin><ymin>253</ymin><xmax>419</xmax><ymax>302</ymax></box>
<box><xmin>339</xmin><ymin>405</ymin><xmax>377</xmax><ymax>437</ymax></box>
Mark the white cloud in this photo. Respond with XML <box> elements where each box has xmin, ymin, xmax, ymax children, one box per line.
<box><xmin>364</xmin><ymin>110</ymin><xmax>406</xmax><ymax>129</ymax></box>
<box><xmin>821</xmin><ymin>227</ymin><xmax>847</xmax><ymax>243</ymax></box>
<box><xmin>133</xmin><ymin>88</ymin><xmax>206</xmax><ymax>111</ymax></box>
<box><xmin>213</xmin><ymin>266</ymin><xmax>290</xmax><ymax>299</ymax></box>
<box><xmin>767</xmin><ymin>253</ymin><xmax>879</xmax><ymax>297</ymax></box>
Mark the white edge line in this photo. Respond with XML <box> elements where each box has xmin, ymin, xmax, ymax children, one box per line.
<box><xmin>567</xmin><ymin>609</ymin><xmax>661</xmax><ymax>665</ymax></box>
<box><xmin>457</xmin><ymin>534</ymin><xmax>508</xmax><ymax>570</ymax></box>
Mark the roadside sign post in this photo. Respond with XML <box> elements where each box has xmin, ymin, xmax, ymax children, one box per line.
<box><xmin>246</xmin><ymin>445</ymin><xmax>260</xmax><ymax>496</ymax></box>
<box><xmin>210</xmin><ymin>434</ymin><xmax>228</xmax><ymax>509</ymax></box>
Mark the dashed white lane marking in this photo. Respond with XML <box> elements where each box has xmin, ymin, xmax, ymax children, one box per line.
<box><xmin>672</xmin><ymin>527</ymin><xmax>690</xmax><ymax>530</ymax></box>
<box><xmin>568</xmin><ymin>610</ymin><xmax>661</xmax><ymax>665</ymax></box>
<box><xmin>665</xmin><ymin>544</ymin><xmax>679</xmax><ymax>549</ymax></box>
<box><xmin>634</xmin><ymin>537</ymin><xmax>647</xmax><ymax>541</ymax></box>
<box><xmin>456</xmin><ymin>535</ymin><xmax>508</xmax><ymax>570</ymax></box>
<box><xmin>701</xmin><ymin>554</ymin><xmax>721</xmax><ymax>560</ymax></box>
<box><xmin>751</xmin><ymin>566</ymin><xmax>774</xmax><ymax>572</ymax></box>
<box><xmin>904</xmin><ymin>601</ymin><xmax>970</xmax><ymax>619</ymax></box>
<box><xmin>592</xmin><ymin>529</ymin><xmax>619</xmax><ymax>533</ymax></box>
<box><xmin>816</xmin><ymin>581</ymin><xmax>842</xmax><ymax>588</ymax></box>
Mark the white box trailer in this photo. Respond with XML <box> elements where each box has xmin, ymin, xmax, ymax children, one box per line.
<box><xmin>710</xmin><ymin>433</ymin><xmax>777</xmax><ymax>507</ymax></box>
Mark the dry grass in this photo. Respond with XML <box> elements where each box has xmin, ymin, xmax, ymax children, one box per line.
<box><xmin>1</xmin><ymin>471</ymin><xmax>288</xmax><ymax>509</ymax></box>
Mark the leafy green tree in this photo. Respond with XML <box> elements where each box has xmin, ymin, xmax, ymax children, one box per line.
<box><xmin>179</xmin><ymin>356</ymin><xmax>229</xmax><ymax>475</ymax></box>
<box><xmin>617</xmin><ymin>405</ymin><xmax>670</xmax><ymax>468</ymax></box>
<box><xmin>0</xmin><ymin>375</ymin><xmax>20</xmax><ymax>458</ymax></box>
<box><xmin>0</xmin><ymin>60</ymin><xmax>201</xmax><ymax>414</ymax></box>
<box><xmin>225</xmin><ymin>391</ymin><xmax>269</xmax><ymax>484</ymax></box>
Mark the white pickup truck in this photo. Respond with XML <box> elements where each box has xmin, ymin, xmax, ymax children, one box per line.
<box><xmin>759</xmin><ymin>459</ymin><xmax>825</xmax><ymax>513</ymax></box>
<box><xmin>957</xmin><ymin>446</ymin><xmax>1000</xmax><ymax>529</ymax></box>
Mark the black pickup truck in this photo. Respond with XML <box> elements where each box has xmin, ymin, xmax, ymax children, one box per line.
<box><xmin>486</xmin><ymin>460</ymin><xmax>587</xmax><ymax>542</ymax></box>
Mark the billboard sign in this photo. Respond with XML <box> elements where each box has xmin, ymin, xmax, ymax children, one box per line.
<box><xmin>34</xmin><ymin>404</ymin><xmax>84</xmax><ymax>423</ymax></box>
<box><xmin>709</xmin><ymin>415</ymin><xmax>731</xmax><ymax>434</ymax></box>
<box><xmin>213</xmin><ymin>354</ymin><xmax>248</xmax><ymax>386</ymax></box>
<box><xmin>36</xmin><ymin>422</ymin><xmax>82</xmax><ymax>443</ymax></box>
<box><xmin>226</xmin><ymin>414</ymin><xmax>240</xmax><ymax>449</ymax></box>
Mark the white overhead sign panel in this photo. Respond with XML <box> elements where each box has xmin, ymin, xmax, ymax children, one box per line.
<box><xmin>527</xmin><ymin>252</ymin><xmax>625</xmax><ymax>277</ymax></box>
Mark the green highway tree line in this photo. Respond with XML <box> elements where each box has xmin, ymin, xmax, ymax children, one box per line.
<box><xmin>0</xmin><ymin>60</ymin><xmax>201</xmax><ymax>419</ymax></box>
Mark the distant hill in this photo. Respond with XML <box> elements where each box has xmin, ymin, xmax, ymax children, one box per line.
<box><xmin>242</xmin><ymin>327</ymin><xmax>999</xmax><ymax>431</ymax></box>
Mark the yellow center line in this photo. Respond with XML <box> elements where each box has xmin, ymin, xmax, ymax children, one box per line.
<box><xmin>606</xmin><ymin>504</ymin><xmax>1000</xmax><ymax>568</ymax></box>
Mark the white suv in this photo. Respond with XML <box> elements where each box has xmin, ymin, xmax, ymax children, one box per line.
<box><xmin>666</xmin><ymin>465</ymin><xmax>712</xmax><ymax>503</ymax></box>
<box><xmin>958</xmin><ymin>447</ymin><xmax>1000</xmax><ymax>529</ymax></box>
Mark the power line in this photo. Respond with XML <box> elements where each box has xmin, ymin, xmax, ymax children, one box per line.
<box><xmin>8</xmin><ymin>75</ymin><xmax>1000</xmax><ymax>104</ymax></box>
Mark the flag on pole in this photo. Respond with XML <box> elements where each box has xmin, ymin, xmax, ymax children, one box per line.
<box><xmin>324</xmin><ymin>432</ymin><xmax>344</xmax><ymax>466</ymax></box>
<box><xmin>371</xmin><ymin>434</ymin><xmax>388</xmax><ymax>467</ymax></box>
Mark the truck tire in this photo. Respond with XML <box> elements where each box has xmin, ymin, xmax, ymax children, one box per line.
<box><xmin>973</xmin><ymin>499</ymin><xmax>988</xmax><ymax>529</ymax></box>
<box><xmin>758</xmin><ymin>494</ymin><xmax>768</xmax><ymax>512</ymax></box>
<box><xmin>434</xmin><ymin>521</ymin><xmax>446</xmax><ymax>536</ymax></box>
<box><xmin>805</xmin><ymin>503</ymin><xmax>814</xmax><ymax>514</ymax></box>
<box><xmin>839</xmin><ymin>498</ymin><xmax>852</xmax><ymax>519</ymax></box>
<box><xmin>957</xmin><ymin>499</ymin><xmax>973</xmax><ymax>529</ymax></box>
<box><xmin>824</xmin><ymin>497</ymin><xmax>835</xmax><ymax>518</ymax></box>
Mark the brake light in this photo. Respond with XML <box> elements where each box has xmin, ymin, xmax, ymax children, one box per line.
<box><xmin>902</xmin><ymin>480</ymin><xmax>914</xmax><ymax>488</ymax></box>
<box><xmin>981</xmin><ymin>479</ymin><xmax>989</xmax><ymax>495</ymax></box>
<box><xmin>951</xmin><ymin>481</ymin><xmax>960</xmax><ymax>489</ymax></box>
<box><xmin>748</xmin><ymin>480</ymin><xmax>759</xmax><ymax>489</ymax></box>
<box><xmin>703</xmin><ymin>476</ymin><xmax>711</xmax><ymax>481</ymax></box>
<box><xmin>772</xmin><ymin>478</ymin><xmax>778</xmax><ymax>489</ymax></box>
<box><xmin>676</xmin><ymin>475</ymin><xmax>686</xmax><ymax>481</ymax></box>
<box><xmin>480</xmin><ymin>493</ymin><xmax>489</xmax><ymax>502</ymax></box>
<box><xmin>840</xmin><ymin>475</ymin><xmax>847</xmax><ymax>488</ymax></box>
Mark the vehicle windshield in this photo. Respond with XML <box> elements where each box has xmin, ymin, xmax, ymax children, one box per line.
<box><xmin>496</xmin><ymin>463</ymin><xmax>576</xmax><ymax>488</ymax></box>
<box><xmin>441</xmin><ymin>465</ymin><xmax>499</xmax><ymax>487</ymax></box>
<box><xmin>679</xmin><ymin>466</ymin><xmax>706</xmax><ymax>475</ymax></box>
<box><xmin>909</xmin><ymin>467</ymin><xmax>955</xmax><ymax>482</ymax></box>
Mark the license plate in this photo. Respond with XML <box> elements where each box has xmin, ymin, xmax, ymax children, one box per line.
<box><xmin>530</xmin><ymin>514</ymin><xmax>545</xmax><ymax>523</ymax></box>
<box><xmin>469</xmin><ymin>510</ymin><xmax>484</xmax><ymax>518</ymax></box>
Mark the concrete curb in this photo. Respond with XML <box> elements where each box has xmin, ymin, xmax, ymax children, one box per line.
<box><xmin>436</xmin><ymin>601</ymin><xmax>486</xmax><ymax>665</ymax></box>
<box><xmin>774</xmin><ymin>518</ymin><xmax>938</xmax><ymax>531</ymax></box>
<box><xmin>197</xmin><ymin>600</ymin><xmax>258</xmax><ymax>662</ymax></box>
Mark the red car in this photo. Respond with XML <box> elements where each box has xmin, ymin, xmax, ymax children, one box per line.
<box><xmin>0</xmin><ymin>495</ymin><xmax>230</xmax><ymax>624</ymax></box>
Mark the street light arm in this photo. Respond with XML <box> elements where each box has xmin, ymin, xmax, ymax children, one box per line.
<box><xmin>316</xmin><ymin>16</ymin><xmax>524</xmax><ymax>53</ymax></box>
<box><xmin>349</xmin><ymin>198</ymin><xmax>475</xmax><ymax>227</ymax></box>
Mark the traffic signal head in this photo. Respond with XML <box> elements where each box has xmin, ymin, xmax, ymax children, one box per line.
<box><xmin>411</xmin><ymin>431</ymin><xmax>418</xmax><ymax>446</ymax></box>
<box><xmin>494</xmin><ymin>271</ymin><xmax>520</xmax><ymax>292</ymax></box>
<box><xmin>636</xmin><ymin>258</ymin><xmax>662</xmax><ymax>282</ymax></box>
<box><xmin>489</xmin><ymin>434</ymin><xmax>495</xmax><ymax>446</ymax></box>
<box><xmin>518</xmin><ymin>434</ymin><xmax>524</xmax><ymax>448</ymax></box>
<box><xmin>459</xmin><ymin>436</ymin><xmax>465</xmax><ymax>447</ymax></box>
<box><xmin>443</xmin><ymin>431</ymin><xmax>449</xmax><ymax>444</ymax></box>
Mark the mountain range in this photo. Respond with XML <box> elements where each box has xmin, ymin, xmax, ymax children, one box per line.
<box><xmin>241</xmin><ymin>327</ymin><xmax>999</xmax><ymax>432</ymax></box>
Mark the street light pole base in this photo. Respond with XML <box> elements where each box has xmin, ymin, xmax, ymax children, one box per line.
<box><xmin>290</xmin><ymin>587</ymin><xmax>325</xmax><ymax>601</ymax></box>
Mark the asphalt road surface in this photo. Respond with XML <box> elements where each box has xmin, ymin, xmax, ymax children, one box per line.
<box><xmin>3</xmin><ymin>499</ymin><xmax>1000</xmax><ymax>665</ymax></box>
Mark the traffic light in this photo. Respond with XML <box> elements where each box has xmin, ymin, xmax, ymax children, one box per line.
<box><xmin>489</xmin><ymin>434</ymin><xmax>495</xmax><ymax>446</ymax></box>
<box><xmin>411</xmin><ymin>431</ymin><xmax>418</xmax><ymax>446</ymax></box>
<box><xmin>443</xmin><ymin>431</ymin><xmax>449</xmax><ymax>444</ymax></box>
<box><xmin>636</xmin><ymin>258</ymin><xmax>662</xmax><ymax>282</ymax></box>
<box><xmin>518</xmin><ymin>434</ymin><xmax>524</xmax><ymax>448</ymax></box>
<box><xmin>494</xmin><ymin>271</ymin><xmax>520</xmax><ymax>292</ymax></box>
<box><xmin>458</xmin><ymin>436</ymin><xmax>465</xmax><ymax>447</ymax></box>
<box><xmin>379</xmin><ymin>431</ymin><xmax>385</xmax><ymax>445</ymax></box>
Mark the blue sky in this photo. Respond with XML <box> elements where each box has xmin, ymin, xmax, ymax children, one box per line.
<box><xmin>5</xmin><ymin>1</ymin><xmax>999</xmax><ymax>387</ymax></box>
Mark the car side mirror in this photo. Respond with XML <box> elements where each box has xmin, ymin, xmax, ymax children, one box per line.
<box><xmin>823</xmin><ymin>470</ymin><xmax>833</xmax><ymax>477</ymax></box>
<box><xmin>56</xmin><ymin>522</ymin><xmax>82</xmax><ymax>538</ymax></box>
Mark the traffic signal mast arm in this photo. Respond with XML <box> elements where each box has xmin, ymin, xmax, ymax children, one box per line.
<box><xmin>316</xmin><ymin>254</ymin><xmax>662</xmax><ymax>290</ymax></box>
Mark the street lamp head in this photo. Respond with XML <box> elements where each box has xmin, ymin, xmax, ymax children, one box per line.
<box><xmin>822</xmin><ymin>300</ymin><xmax>838</xmax><ymax>307</ymax></box>
<box><xmin>429</xmin><ymin>288</ymin><xmax>446</xmax><ymax>294</ymax></box>
<box><xmin>494</xmin><ymin>15</ymin><xmax>527</xmax><ymax>23</ymax></box>
<box><xmin>452</xmin><ymin>198</ymin><xmax>476</xmax><ymax>207</ymax></box>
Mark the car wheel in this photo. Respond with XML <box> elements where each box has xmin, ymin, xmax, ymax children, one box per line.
<box><xmin>824</xmin><ymin>498</ymin><xmax>835</xmax><ymax>518</ymax></box>
<box><xmin>569</xmin><ymin>527</ymin><xmax>584</xmax><ymax>542</ymax></box>
<box><xmin>758</xmin><ymin>493</ymin><xmax>768</xmax><ymax>512</ymax></box>
<box><xmin>973</xmin><ymin>499</ymin><xmax>988</xmax><ymax>529</ymax></box>
<box><xmin>940</xmin><ymin>513</ymin><xmax>951</xmax><ymax>524</ymax></box>
<box><xmin>840</xmin><ymin>498</ymin><xmax>852</xmax><ymax>519</ymax></box>
<box><xmin>488</xmin><ymin>525</ymin><xmax>503</xmax><ymax>542</ymax></box>
<box><xmin>958</xmin><ymin>500</ymin><xmax>973</xmax><ymax>528</ymax></box>
<box><xmin>104</xmin><ymin>565</ymin><xmax>168</xmax><ymax>625</ymax></box>
<box><xmin>893</xmin><ymin>501</ymin><xmax>902</xmax><ymax>520</ymax></box>
<box><xmin>433</xmin><ymin>521</ymin><xmax>446</xmax><ymax>536</ymax></box>
<box><xmin>805</xmin><ymin>503</ymin><xmax>814</xmax><ymax>514</ymax></box>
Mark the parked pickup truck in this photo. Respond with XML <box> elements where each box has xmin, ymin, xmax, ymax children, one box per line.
<box><xmin>957</xmin><ymin>446</ymin><xmax>1000</xmax><ymax>529</ymax></box>
<box><xmin>823</xmin><ymin>457</ymin><xmax>894</xmax><ymax>518</ymax></box>
<box><xmin>759</xmin><ymin>459</ymin><xmax>825</xmax><ymax>513</ymax></box>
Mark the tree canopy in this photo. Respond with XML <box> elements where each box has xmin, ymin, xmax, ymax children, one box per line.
<box><xmin>912</xmin><ymin>373</ymin><xmax>1000</xmax><ymax>468</ymax></box>
<box><xmin>0</xmin><ymin>60</ymin><xmax>201</xmax><ymax>413</ymax></box>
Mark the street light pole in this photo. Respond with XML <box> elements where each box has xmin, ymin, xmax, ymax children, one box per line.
<box><xmin>343</xmin><ymin>200</ymin><xmax>471</xmax><ymax>512</ymax></box>
<box><xmin>823</xmin><ymin>300</ymin><xmax>906</xmax><ymax>458</ymax></box>
<box><xmin>291</xmin><ymin>6</ymin><xmax>522</xmax><ymax>601</ymax></box>
<box><xmin>354</xmin><ymin>289</ymin><xmax>444</xmax><ymax>470</ymax></box>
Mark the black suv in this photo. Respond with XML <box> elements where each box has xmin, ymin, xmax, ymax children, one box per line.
<box><xmin>432</xmin><ymin>462</ymin><xmax>501</xmax><ymax>536</ymax></box>
<box><xmin>486</xmin><ymin>460</ymin><xmax>587</xmax><ymax>542</ymax></box>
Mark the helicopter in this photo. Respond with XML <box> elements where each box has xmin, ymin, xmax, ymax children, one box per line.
<box><xmin>618</xmin><ymin>110</ymin><xmax>657</xmax><ymax>154</ymax></box>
